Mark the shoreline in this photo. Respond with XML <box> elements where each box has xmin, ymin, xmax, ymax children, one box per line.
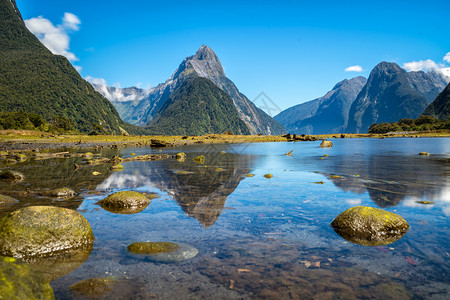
<box><xmin>0</xmin><ymin>129</ymin><xmax>449</xmax><ymax>152</ymax></box>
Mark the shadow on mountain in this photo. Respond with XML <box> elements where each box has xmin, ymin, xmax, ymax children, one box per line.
<box><xmin>322</xmin><ymin>154</ymin><xmax>449</xmax><ymax>207</ymax></box>
<box><xmin>97</xmin><ymin>151</ymin><xmax>253</xmax><ymax>227</ymax></box>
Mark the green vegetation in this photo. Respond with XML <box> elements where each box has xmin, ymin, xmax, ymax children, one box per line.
<box><xmin>0</xmin><ymin>0</ymin><xmax>144</xmax><ymax>135</ymax></box>
<box><xmin>146</xmin><ymin>77</ymin><xmax>250</xmax><ymax>135</ymax></box>
<box><xmin>0</xmin><ymin>111</ymin><xmax>79</xmax><ymax>133</ymax></box>
<box><xmin>368</xmin><ymin>115</ymin><xmax>450</xmax><ymax>134</ymax></box>
<box><xmin>422</xmin><ymin>82</ymin><xmax>450</xmax><ymax>120</ymax></box>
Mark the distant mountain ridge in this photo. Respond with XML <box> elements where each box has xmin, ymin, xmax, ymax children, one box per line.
<box><xmin>275</xmin><ymin>61</ymin><xmax>448</xmax><ymax>134</ymax></box>
<box><xmin>346</xmin><ymin>62</ymin><xmax>446</xmax><ymax>133</ymax></box>
<box><xmin>0</xmin><ymin>0</ymin><xmax>134</xmax><ymax>134</ymax></box>
<box><xmin>93</xmin><ymin>45</ymin><xmax>286</xmax><ymax>135</ymax></box>
<box><xmin>274</xmin><ymin>76</ymin><xmax>367</xmax><ymax>134</ymax></box>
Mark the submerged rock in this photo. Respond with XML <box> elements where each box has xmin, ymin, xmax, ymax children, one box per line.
<box><xmin>176</xmin><ymin>152</ymin><xmax>187</xmax><ymax>162</ymax></box>
<box><xmin>12</xmin><ymin>153</ymin><xmax>27</xmax><ymax>162</ymax></box>
<box><xmin>96</xmin><ymin>191</ymin><xmax>150</xmax><ymax>214</ymax></box>
<box><xmin>319</xmin><ymin>140</ymin><xmax>333</xmax><ymax>148</ymax></box>
<box><xmin>45</xmin><ymin>188</ymin><xmax>75</xmax><ymax>198</ymax></box>
<box><xmin>331</xmin><ymin>206</ymin><xmax>409</xmax><ymax>246</ymax></box>
<box><xmin>418</xmin><ymin>152</ymin><xmax>430</xmax><ymax>156</ymax></box>
<box><xmin>193</xmin><ymin>155</ymin><xmax>205</xmax><ymax>164</ymax></box>
<box><xmin>264</xmin><ymin>174</ymin><xmax>273</xmax><ymax>179</ymax></box>
<box><xmin>0</xmin><ymin>256</ymin><xmax>54</xmax><ymax>299</ymax></box>
<box><xmin>0</xmin><ymin>170</ymin><xmax>24</xmax><ymax>182</ymax></box>
<box><xmin>110</xmin><ymin>164</ymin><xmax>124</xmax><ymax>171</ymax></box>
<box><xmin>127</xmin><ymin>242</ymin><xmax>198</xmax><ymax>263</ymax></box>
<box><xmin>0</xmin><ymin>194</ymin><xmax>18</xmax><ymax>207</ymax></box>
<box><xmin>0</xmin><ymin>206</ymin><xmax>94</xmax><ymax>258</ymax></box>
<box><xmin>69</xmin><ymin>277</ymin><xmax>118</xmax><ymax>298</ymax></box>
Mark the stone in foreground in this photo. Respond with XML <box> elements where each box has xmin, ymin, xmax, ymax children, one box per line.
<box><xmin>331</xmin><ymin>206</ymin><xmax>409</xmax><ymax>246</ymax></box>
<box><xmin>319</xmin><ymin>140</ymin><xmax>333</xmax><ymax>148</ymax></box>
<box><xmin>0</xmin><ymin>206</ymin><xmax>94</xmax><ymax>258</ymax></box>
<box><xmin>0</xmin><ymin>170</ymin><xmax>24</xmax><ymax>182</ymax></box>
<box><xmin>127</xmin><ymin>242</ymin><xmax>198</xmax><ymax>263</ymax></box>
<box><xmin>96</xmin><ymin>191</ymin><xmax>150</xmax><ymax>214</ymax></box>
<box><xmin>0</xmin><ymin>256</ymin><xmax>54</xmax><ymax>299</ymax></box>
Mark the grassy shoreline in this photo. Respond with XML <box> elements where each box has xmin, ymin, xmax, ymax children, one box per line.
<box><xmin>0</xmin><ymin>129</ymin><xmax>449</xmax><ymax>151</ymax></box>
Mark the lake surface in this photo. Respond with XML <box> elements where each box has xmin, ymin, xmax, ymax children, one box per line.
<box><xmin>1</xmin><ymin>138</ymin><xmax>449</xmax><ymax>299</ymax></box>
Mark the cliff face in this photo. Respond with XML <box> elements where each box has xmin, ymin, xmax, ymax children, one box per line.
<box><xmin>346</xmin><ymin>62</ymin><xmax>431</xmax><ymax>133</ymax></box>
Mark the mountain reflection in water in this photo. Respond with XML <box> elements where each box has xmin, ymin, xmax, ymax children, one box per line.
<box><xmin>97</xmin><ymin>151</ymin><xmax>253</xmax><ymax>227</ymax></box>
<box><xmin>322</xmin><ymin>154</ymin><xmax>449</xmax><ymax>207</ymax></box>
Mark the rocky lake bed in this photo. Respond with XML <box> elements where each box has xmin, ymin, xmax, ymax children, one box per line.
<box><xmin>0</xmin><ymin>135</ymin><xmax>449</xmax><ymax>299</ymax></box>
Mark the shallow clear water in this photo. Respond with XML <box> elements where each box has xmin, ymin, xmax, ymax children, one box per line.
<box><xmin>1</xmin><ymin>138</ymin><xmax>449</xmax><ymax>299</ymax></box>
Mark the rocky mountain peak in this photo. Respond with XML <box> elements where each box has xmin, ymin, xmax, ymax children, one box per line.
<box><xmin>371</xmin><ymin>61</ymin><xmax>403</xmax><ymax>76</ymax></box>
<box><xmin>183</xmin><ymin>45</ymin><xmax>225</xmax><ymax>78</ymax></box>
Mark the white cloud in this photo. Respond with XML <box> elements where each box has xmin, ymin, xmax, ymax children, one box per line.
<box><xmin>85</xmin><ymin>76</ymin><xmax>152</xmax><ymax>102</ymax></box>
<box><xmin>402</xmin><ymin>55</ymin><xmax>450</xmax><ymax>83</ymax></box>
<box><xmin>62</xmin><ymin>12</ymin><xmax>80</xmax><ymax>31</ymax></box>
<box><xmin>444</xmin><ymin>52</ymin><xmax>450</xmax><ymax>63</ymax></box>
<box><xmin>345</xmin><ymin>65</ymin><xmax>363</xmax><ymax>72</ymax></box>
<box><xmin>402</xmin><ymin>59</ymin><xmax>441</xmax><ymax>72</ymax></box>
<box><xmin>25</xmin><ymin>13</ymin><xmax>80</xmax><ymax>62</ymax></box>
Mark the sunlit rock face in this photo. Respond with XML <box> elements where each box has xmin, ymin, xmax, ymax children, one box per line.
<box><xmin>331</xmin><ymin>206</ymin><xmax>409</xmax><ymax>246</ymax></box>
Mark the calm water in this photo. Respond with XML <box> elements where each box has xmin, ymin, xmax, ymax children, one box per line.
<box><xmin>1</xmin><ymin>138</ymin><xmax>449</xmax><ymax>299</ymax></box>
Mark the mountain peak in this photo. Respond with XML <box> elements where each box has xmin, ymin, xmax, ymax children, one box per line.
<box><xmin>194</xmin><ymin>45</ymin><xmax>217</xmax><ymax>60</ymax></box>
<box><xmin>372</xmin><ymin>61</ymin><xmax>403</xmax><ymax>74</ymax></box>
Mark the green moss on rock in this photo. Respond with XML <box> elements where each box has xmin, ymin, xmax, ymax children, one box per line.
<box><xmin>69</xmin><ymin>277</ymin><xmax>118</xmax><ymax>298</ymax></box>
<box><xmin>176</xmin><ymin>152</ymin><xmax>186</xmax><ymax>162</ymax></box>
<box><xmin>193</xmin><ymin>155</ymin><xmax>205</xmax><ymax>164</ymax></box>
<box><xmin>319</xmin><ymin>140</ymin><xmax>333</xmax><ymax>148</ymax></box>
<box><xmin>110</xmin><ymin>164</ymin><xmax>124</xmax><ymax>171</ymax></box>
<box><xmin>127</xmin><ymin>242</ymin><xmax>198</xmax><ymax>263</ymax></box>
<box><xmin>264</xmin><ymin>174</ymin><xmax>273</xmax><ymax>179</ymax></box>
<box><xmin>331</xmin><ymin>206</ymin><xmax>409</xmax><ymax>246</ymax></box>
<box><xmin>96</xmin><ymin>191</ymin><xmax>150</xmax><ymax>214</ymax></box>
<box><xmin>127</xmin><ymin>242</ymin><xmax>180</xmax><ymax>255</ymax></box>
<box><xmin>45</xmin><ymin>188</ymin><xmax>75</xmax><ymax>197</ymax></box>
<box><xmin>0</xmin><ymin>256</ymin><xmax>54</xmax><ymax>300</ymax></box>
<box><xmin>0</xmin><ymin>206</ymin><xmax>94</xmax><ymax>258</ymax></box>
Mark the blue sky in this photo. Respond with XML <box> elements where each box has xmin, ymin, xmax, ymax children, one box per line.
<box><xmin>17</xmin><ymin>0</ymin><xmax>450</xmax><ymax>111</ymax></box>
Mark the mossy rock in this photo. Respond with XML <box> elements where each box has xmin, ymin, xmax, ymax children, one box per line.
<box><xmin>193</xmin><ymin>155</ymin><xmax>205</xmax><ymax>164</ymax></box>
<box><xmin>244</xmin><ymin>174</ymin><xmax>255</xmax><ymax>177</ymax></box>
<box><xmin>82</xmin><ymin>152</ymin><xmax>94</xmax><ymax>158</ymax></box>
<box><xmin>0</xmin><ymin>256</ymin><xmax>54</xmax><ymax>300</ymax></box>
<box><xmin>110</xmin><ymin>164</ymin><xmax>124</xmax><ymax>171</ymax></box>
<box><xmin>96</xmin><ymin>191</ymin><xmax>150</xmax><ymax>214</ymax></box>
<box><xmin>319</xmin><ymin>140</ymin><xmax>333</xmax><ymax>148</ymax></box>
<box><xmin>418</xmin><ymin>152</ymin><xmax>430</xmax><ymax>156</ymax></box>
<box><xmin>69</xmin><ymin>277</ymin><xmax>118</xmax><ymax>298</ymax></box>
<box><xmin>44</xmin><ymin>188</ymin><xmax>75</xmax><ymax>197</ymax></box>
<box><xmin>176</xmin><ymin>152</ymin><xmax>186</xmax><ymax>162</ymax></box>
<box><xmin>264</xmin><ymin>173</ymin><xmax>273</xmax><ymax>179</ymax></box>
<box><xmin>0</xmin><ymin>206</ymin><xmax>94</xmax><ymax>258</ymax></box>
<box><xmin>0</xmin><ymin>170</ymin><xmax>25</xmax><ymax>182</ymax></box>
<box><xmin>5</xmin><ymin>158</ymin><xmax>17</xmax><ymax>165</ymax></box>
<box><xmin>0</xmin><ymin>194</ymin><xmax>18</xmax><ymax>207</ymax></box>
<box><xmin>331</xmin><ymin>206</ymin><xmax>409</xmax><ymax>246</ymax></box>
<box><xmin>0</xmin><ymin>151</ymin><xmax>8</xmax><ymax>156</ymax></box>
<box><xmin>127</xmin><ymin>242</ymin><xmax>198</xmax><ymax>263</ymax></box>
<box><xmin>11</xmin><ymin>154</ymin><xmax>27</xmax><ymax>162</ymax></box>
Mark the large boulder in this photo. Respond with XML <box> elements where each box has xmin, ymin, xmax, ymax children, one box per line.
<box><xmin>96</xmin><ymin>191</ymin><xmax>150</xmax><ymax>214</ymax></box>
<box><xmin>331</xmin><ymin>206</ymin><xmax>409</xmax><ymax>246</ymax></box>
<box><xmin>0</xmin><ymin>206</ymin><xmax>94</xmax><ymax>258</ymax></box>
<box><xmin>0</xmin><ymin>256</ymin><xmax>54</xmax><ymax>299</ymax></box>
